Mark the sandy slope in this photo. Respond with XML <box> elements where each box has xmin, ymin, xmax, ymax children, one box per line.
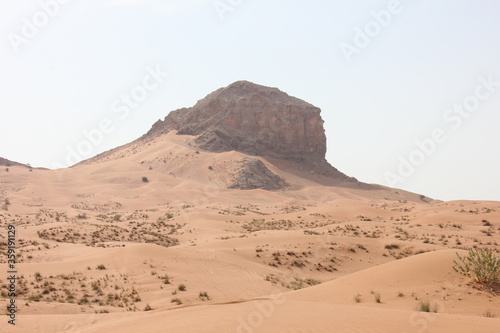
<box><xmin>0</xmin><ymin>132</ymin><xmax>499</xmax><ymax>332</ymax></box>
<box><xmin>4</xmin><ymin>252</ymin><xmax>498</xmax><ymax>333</ymax></box>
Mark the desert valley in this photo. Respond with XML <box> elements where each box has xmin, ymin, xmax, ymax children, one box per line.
<box><xmin>1</xmin><ymin>81</ymin><xmax>499</xmax><ymax>333</ymax></box>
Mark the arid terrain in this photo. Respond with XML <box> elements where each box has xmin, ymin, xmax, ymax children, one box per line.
<box><xmin>1</xmin><ymin>82</ymin><xmax>499</xmax><ymax>332</ymax></box>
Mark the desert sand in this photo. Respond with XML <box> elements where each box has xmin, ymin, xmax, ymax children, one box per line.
<box><xmin>1</xmin><ymin>82</ymin><xmax>498</xmax><ymax>332</ymax></box>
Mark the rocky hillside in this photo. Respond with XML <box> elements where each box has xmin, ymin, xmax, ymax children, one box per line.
<box><xmin>0</xmin><ymin>157</ymin><xmax>31</xmax><ymax>168</ymax></box>
<box><xmin>145</xmin><ymin>81</ymin><xmax>353</xmax><ymax>181</ymax></box>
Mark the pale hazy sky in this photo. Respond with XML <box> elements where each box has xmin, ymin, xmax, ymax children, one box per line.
<box><xmin>1</xmin><ymin>0</ymin><xmax>499</xmax><ymax>201</ymax></box>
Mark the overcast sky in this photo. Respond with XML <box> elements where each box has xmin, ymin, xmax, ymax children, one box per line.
<box><xmin>1</xmin><ymin>0</ymin><xmax>499</xmax><ymax>201</ymax></box>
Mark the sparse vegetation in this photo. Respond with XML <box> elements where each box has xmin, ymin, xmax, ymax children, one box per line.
<box><xmin>96</xmin><ymin>264</ymin><xmax>107</xmax><ymax>270</ymax></box>
<box><xmin>142</xmin><ymin>176</ymin><xmax>149</xmax><ymax>183</ymax></box>
<box><xmin>171</xmin><ymin>298</ymin><xmax>182</xmax><ymax>305</ymax></box>
<box><xmin>415</xmin><ymin>300</ymin><xmax>438</xmax><ymax>313</ymax></box>
<box><xmin>2</xmin><ymin>198</ymin><xmax>10</xmax><ymax>211</ymax></box>
<box><xmin>453</xmin><ymin>248</ymin><xmax>500</xmax><ymax>287</ymax></box>
<box><xmin>484</xmin><ymin>309</ymin><xmax>497</xmax><ymax>318</ymax></box>
<box><xmin>482</xmin><ymin>220</ymin><xmax>493</xmax><ymax>227</ymax></box>
<box><xmin>178</xmin><ymin>284</ymin><xmax>186</xmax><ymax>291</ymax></box>
<box><xmin>354</xmin><ymin>294</ymin><xmax>362</xmax><ymax>303</ymax></box>
<box><xmin>199</xmin><ymin>291</ymin><xmax>210</xmax><ymax>300</ymax></box>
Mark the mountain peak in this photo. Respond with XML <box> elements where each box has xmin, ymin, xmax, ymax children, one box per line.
<box><xmin>203</xmin><ymin>80</ymin><xmax>315</xmax><ymax>109</ymax></box>
<box><xmin>144</xmin><ymin>81</ymin><xmax>351</xmax><ymax>180</ymax></box>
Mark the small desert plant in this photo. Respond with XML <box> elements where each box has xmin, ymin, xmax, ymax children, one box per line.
<box><xmin>415</xmin><ymin>300</ymin><xmax>438</xmax><ymax>313</ymax></box>
<box><xmin>2</xmin><ymin>198</ymin><xmax>10</xmax><ymax>211</ymax></box>
<box><xmin>178</xmin><ymin>284</ymin><xmax>186</xmax><ymax>291</ymax></box>
<box><xmin>482</xmin><ymin>220</ymin><xmax>493</xmax><ymax>227</ymax></box>
<box><xmin>142</xmin><ymin>176</ymin><xmax>149</xmax><ymax>183</ymax></box>
<box><xmin>453</xmin><ymin>248</ymin><xmax>500</xmax><ymax>287</ymax></box>
<box><xmin>199</xmin><ymin>291</ymin><xmax>210</xmax><ymax>300</ymax></box>
<box><xmin>374</xmin><ymin>293</ymin><xmax>381</xmax><ymax>303</ymax></box>
<box><xmin>484</xmin><ymin>309</ymin><xmax>497</xmax><ymax>318</ymax></box>
<box><xmin>96</xmin><ymin>264</ymin><xmax>106</xmax><ymax>270</ymax></box>
<box><xmin>354</xmin><ymin>294</ymin><xmax>362</xmax><ymax>303</ymax></box>
<box><xmin>171</xmin><ymin>298</ymin><xmax>182</xmax><ymax>305</ymax></box>
<box><xmin>397</xmin><ymin>291</ymin><xmax>405</xmax><ymax>297</ymax></box>
<box><xmin>144</xmin><ymin>304</ymin><xmax>153</xmax><ymax>311</ymax></box>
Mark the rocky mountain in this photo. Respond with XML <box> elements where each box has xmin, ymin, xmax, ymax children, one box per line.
<box><xmin>144</xmin><ymin>81</ymin><xmax>353</xmax><ymax>181</ymax></box>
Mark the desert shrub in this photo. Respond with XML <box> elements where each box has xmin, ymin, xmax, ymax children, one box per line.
<box><xmin>199</xmin><ymin>291</ymin><xmax>210</xmax><ymax>300</ymax></box>
<box><xmin>96</xmin><ymin>264</ymin><xmax>106</xmax><ymax>270</ymax></box>
<box><xmin>178</xmin><ymin>284</ymin><xmax>186</xmax><ymax>291</ymax></box>
<box><xmin>171</xmin><ymin>298</ymin><xmax>182</xmax><ymax>305</ymax></box>
<box><xmin>453</xmin><ymin>248</ymin><xmax>500</xmax><ymax>287</ymax></box>
<box><xmin>415</xmin><ymin>300</ymin><xmax>438</xmax><ymax>313</ymax></box>
<box><xmin>2</xmin><ymin>198</ymin><xmax>10</xmax><ymax>211</ymax></box>
<box><xmin>142</xmin><ymin>176</ymin><xmax>149</xmax><ymax>183</ymax></box>
<box><xmin>482</xmin><ymin>220</ymin><xmax>493</xmax><ymax>227</ymax></box>
<box><xmin>484</xmin><ymin>309</ymin><xmax>497</xmax><ymax>318</ymax></box>
<box><xmin>144</xmin><ymin>304</ymin><xmax>153</xmax><ymax>311</ymax></box>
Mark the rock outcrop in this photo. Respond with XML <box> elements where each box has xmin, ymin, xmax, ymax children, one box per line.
<box><xmin>228</xmin><ymin>158</ymin><xmax>289</xmax><ymax>190</ymax></box>
<box><xmin>146</xmin><ymin>81</ymin><xmax>352</xmax><ymax>181</ymax></box>
<box><xmin>147</xmin><ymin>81</ymin><xmax>324</xmax><ymax>159</ymax></box>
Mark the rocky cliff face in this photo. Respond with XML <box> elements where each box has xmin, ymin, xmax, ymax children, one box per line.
<box><xmin>146</xmin><ymin>81</ymin><xmax>352</xmax><ymax>181</ymax></box>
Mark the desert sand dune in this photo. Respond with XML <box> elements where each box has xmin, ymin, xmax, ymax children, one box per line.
<box><xmin>1</xmin><ymin>82</ymin><xmax>498</xmax><ymax>332</ymax></box>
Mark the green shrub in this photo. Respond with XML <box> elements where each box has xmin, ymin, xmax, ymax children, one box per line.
<box><xmin>453</xmin><ymin>248</ymin><xmax>500</xmax><ymax>287</ymax></box>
